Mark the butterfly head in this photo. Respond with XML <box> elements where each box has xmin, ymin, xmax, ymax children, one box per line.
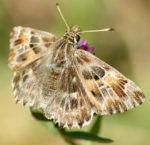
<box><xmin>64</xmin><ymin>25</ymin><xmax>81</xmax><ymax>44</ymax></box>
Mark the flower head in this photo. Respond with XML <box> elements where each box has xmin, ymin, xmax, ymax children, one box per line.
<box><xmin>78</xmin><ymin>40</ymin><xmax>95</xmax><ymax>54</ymax></box>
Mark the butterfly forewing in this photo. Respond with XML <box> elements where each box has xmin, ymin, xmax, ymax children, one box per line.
<box><xmin>8</xmin><ymin>26</ymin><xmax>58</xmax><ymax>72</ymax></box>
<box><xmin>9</xmin><ymin>26</ymin><xmax>58</xmax><ymax>106</ymax></box>
<box><xmin>75</xmin><ymin>49</ymin><xmax>145</xmax><ymax>115</ymax></box>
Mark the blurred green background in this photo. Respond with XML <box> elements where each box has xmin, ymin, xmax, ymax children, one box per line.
<box><xmin>0</xmin><ymin>0</ymin><xmax>150</xmax><ymax>145</ymax></box>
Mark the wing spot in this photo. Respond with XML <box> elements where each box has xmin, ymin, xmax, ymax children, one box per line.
<box><xmin>119</xmin><ymin>101</ymin><xmax>127</xmax><ymax>112</ymax></box>
<box><xmin>60</xmin><ymin>98</ymin><xmax>66</xmax><ymax>108</ymax></box>
<box><xmin>80</xmin><ymin>98</ymin><xmax>84</xmax><ymax>107</ymax></box>
<box><xmin>81</xmin><ymin>109</ymin><xmax>90</xmax><ymax>123</ymax></box>
<box><xmin>22</xmin><ymin>70</ymin><xmax>26</xmax><ymax>75</ymax></box>
<box><xmin>44</xmin><ymin>42</ymin><xmax>51</xmax><ymax>47</ymax></box>
<box><xmin>79</xmin><ymin>54</ymin><xmax>91</xmax><ymax>63</ymax></box>
<box><xmin>13</xmin><ymin>74</ymin><xmax>20</xmax><ymax>84</ymax></box>
<box><xmin>68</xmin><ymin>123</ymin><xmax>73</xmax><ymax>128</ymax></box>
<box><xmin>69</xmin><ymin>82</ymin><xmax>78</xmax><ymax>93</ymax></box>
<box><xmin>101</xmin><ymin>87</ymin><xmax>109</xmax><ymax>97</ymax></box>
<box><xmin>59</xmin><ymin>123</ymin><xmax>65</xmax><ymax>128</ymax></box>
<box><xmin>14</xmin><ymin>39</ymin><xmax>23</xmax><ymax>45</ymax></box>
<box><xmin>118</xmin><ymin>79</ymin><xmax>128</xmax><ymax>89</ymax></box>
<box><xmin>114</xmin><ymin>100</ymin><xmax>121</xmax><ymax>113</ymax></box>
<box><xmin>78</xmin><ymin>121</ymin><xmax>84</xmax><ymax>127</ymax></box>
<box><xmin>91</xmin><ymin>90</ymin><xmax>96</xmax><ymax>96</ymax></box>
<box><xmin>77</xmin><ymin>57</ymin><xmax>84</xmax><ymax>65</ymax></box>
<box><xmin>91</xmin><ymin>66</ymin><xmax>105</xmax><ymax>78</ymax></box>
<box><xmin>134</xmin><ymin>91</ymin><xmax>143</xmax><ymax>104</ymax></box>
<box><xmin>18</xmin><ymin>48</ymin><xmax>24</xmax><ymax>53</ymax></box>
<box><xmin>55</xmin><ymin>95</ymin><xmax>62</xmax><ymax>104</ymax></box>
<box><xmin>106</xmin><ymin>99</ymin><xmax>115</xmax><ymax>114</ymax></box>
<box><xmin>65</xmin><ymin>103</ymin><xmax>69</xmax><ymax>112</ymax></box>
<box><xmin>56</xmin><ymin>60</ymin><xmax>66</xmax><ymax>67</ymax></box>
<box><xmin>32</xmin><ymin>47</ymin><xmax>41</xmax><ymax>54</ymax></box>
<box><xmin>108</xmin><ymin>107</ymin><xmax>113</xmax><ymax>114</ymax></box>
<box><xmin>71</xmin><ymin>98</ymin><xmax>78</xmax><ymax>110</ymax></box>
<box><xmin>85</xmin><ymin>115</ymin><xmax>91</xmax><ymax>122</ymax></box>
<box><xmin>30</xmin><ymin>36</ymin><xmax>40</xmax><ymax>43</ymax></box>
<box><xmin>16</xmin><ymin>54</ymin><xmax>27</xmax><ymax>62</ymax></box>
<box><xmin>31</xmin><ymin>31</ymin><xmax>35</xmax><ymax>34</ymax></box>
<box><xmin>104</xmin><ymin>66</ymin><xmax>110</xmax><ymax>70</ymax></box>
<box><xmin>42</xmin><ymin>37</ymin><xmax>52</xmax><ymax>47</ymax></box>
<box><xmin>30</xmin><ymin>44</ymin><xmax>34</xmax><ymax>48</ymax></box>
<box><xmin>23</xmin><ymin>75</ymin><xmax>28</xmax><ymax>82</ymax></box>
<box><xmin>91</xmin><ymin>87</ymin><xmax>104</xmax><ymax>103</ymax></box>
<box><xmin>82</xmin><ymin>70</ymin><xmax>92</xmax><ymax>80</ymax></box>
<box><xmin>8</xmin><ymin>49</ymin><xmax>16</xmax><ymax>63</ymax></box>
<box><xmin>111</xmin><ymin>84</ymin><xmax>126</xmax><ymax>98</ymax></box>
<box><xmin>94</xmin><ymin>74</ymin><xmax>99</xmax><ymax>80</ymax></box>
<box><xmin>42</xmin><ymin>37</ymin><xmax>50</xmax><ymax>42</ymax></box>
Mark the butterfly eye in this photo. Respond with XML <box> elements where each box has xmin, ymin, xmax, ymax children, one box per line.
<box><xmin>75</xmin><ymin>35</ymin><xmax>80</xmax><ymax>42</ymax></box>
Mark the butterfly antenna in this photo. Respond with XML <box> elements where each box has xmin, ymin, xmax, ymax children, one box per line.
<box><xmin>56</xmin><ymin>3</ymin><xmax>70</xmax><ymax>30</ymax></box>
<box><xmin>80</xmin><ymin>28</ymin><xmax>115</xmax><ymax>34</ymax></box>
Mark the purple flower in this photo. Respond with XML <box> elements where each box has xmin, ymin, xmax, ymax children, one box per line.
<box><xmin>78</xmin><ymin>40</ymin><xmax>95</xmax><ymax>54</ymax></box>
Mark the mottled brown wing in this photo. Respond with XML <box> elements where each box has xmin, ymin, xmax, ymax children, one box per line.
<box><xmin>42</xmin><ymin>43</ymin><xmax>94</xmax><ymax>128</ymax></box>
<box><xmin>74</xmin><ymin>49</ymin><xmax>145</xmax><ymax>115</ymax></box>
<box><xmin>44</xmin><ymin>65</ymin><xmax>94</xmax><ymax>128</ymax></box>
<box><xmin>8</xmin><ymin>26</ymin><xmax>58</xmax><ymax>72</ymax></box>
<box><xmin>11</xmin><ymin>36</ymin><xmax>64</xmax><ymax>108</ymax></box>
<box><xmin>11</xmin><ymin>40</ymin><xmax>93</xmax><ymax>128</ymax></box>
<box><xmin>12</xmin><ymin>56</ymin><xmax>50</xmax><ymax>107</ymax></box>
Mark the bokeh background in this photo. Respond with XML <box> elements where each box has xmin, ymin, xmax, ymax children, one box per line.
<box><xmin>0</xmin><ymin>0</ymin><xmax>150</xmax><ymax>145</ymax></box>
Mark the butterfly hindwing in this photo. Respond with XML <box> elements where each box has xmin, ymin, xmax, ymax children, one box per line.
<box><xmin>44</xmin><ymin>65</ymin><xmax>93</xmax><ymax>128</ymax></box>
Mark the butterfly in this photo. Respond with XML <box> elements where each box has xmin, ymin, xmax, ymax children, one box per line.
<box><xmin>8</xmin><ymin>3</ymin><xmax>145</xmax><ymax>128</ymax></box>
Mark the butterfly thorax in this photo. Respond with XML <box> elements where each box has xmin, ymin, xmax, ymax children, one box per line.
<box><xmin>49</xmin><ymin>25</ymin><xmax>81</xmax><ymax>67</ymax></box>
<box><xmin>49</xmin><ymin>27</ymin><xmax>80</xmax><ymax>68</ymax></box>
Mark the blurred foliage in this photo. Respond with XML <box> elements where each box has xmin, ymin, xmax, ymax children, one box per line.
<box><xmin>0</xmin><ymin>0</ymin><xmax>150</xmax><ymax>145</ymax></box>
<box><xmin>31</xmin><ymin>108</ymin><xmax>113</xmax><ymax>145</ymax></box>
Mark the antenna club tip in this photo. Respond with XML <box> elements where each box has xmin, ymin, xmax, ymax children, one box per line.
<box><xmin>56</xmin><ymin>2</ymin><xmax>59</xmax><ymax>6</ymax></box>
<box><xmin>109</xmin><ymin>28</ymin><xmax>115</xmax><ymax>31</ymax></box>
